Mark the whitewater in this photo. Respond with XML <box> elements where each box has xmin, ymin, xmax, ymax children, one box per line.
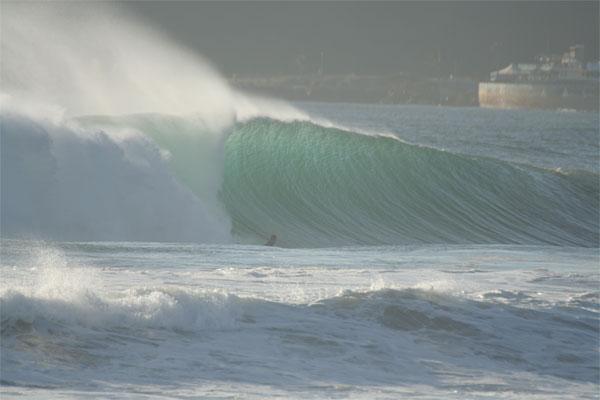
<box><xmin>1</xmin><ymin>3</ymin><xmax>599</xmax><ymax>399</ymax></box>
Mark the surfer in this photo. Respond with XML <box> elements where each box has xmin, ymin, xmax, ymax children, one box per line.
<box><xmin>265</xmin><ymin>234</ymin><xmax>277</xmax><ymax>246</ymax></box>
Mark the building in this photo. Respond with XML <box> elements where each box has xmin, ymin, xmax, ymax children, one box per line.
<box><xmin>479</xmin><ymin>45</ymin><xmax>599</xmax><ymax>111</ymax></box>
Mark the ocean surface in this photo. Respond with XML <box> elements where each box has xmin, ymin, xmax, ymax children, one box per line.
<box><xmin>2</xmin><ymin>4</ymin><xmax>599</xmax><ymax>398</ymax></box>
<box><xmin>1</xmin><ymin>102</ymin><xmax>599</xmax><ymax>399</ymax></box>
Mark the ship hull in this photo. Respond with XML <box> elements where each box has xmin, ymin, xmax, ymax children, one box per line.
<box><xmin>479</xmin><ymin>81</ymin><xmax>599</xmax><ymax>111</ymax></box>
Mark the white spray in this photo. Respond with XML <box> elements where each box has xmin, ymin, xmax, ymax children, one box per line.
<box><xmin>0</xmin><ymin>2</ymin><xmax>306</xmax><ymax>242</ymax></box>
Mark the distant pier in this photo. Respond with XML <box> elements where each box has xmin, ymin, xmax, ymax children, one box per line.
<box><xmin>479</xmin><ymin>81</ymin><xmax>599</xmax><ymax>111</ymax></box>
<box><xmin>479</xmin><ymin>45</ymin><xmax>599</xmax><ymax>112</ymax></box>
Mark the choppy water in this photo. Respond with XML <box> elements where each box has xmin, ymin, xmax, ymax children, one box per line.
<box><xmin>1</xmin><ymin>240</ymin><xmax>598</xmax><ymax>399</ymax></box>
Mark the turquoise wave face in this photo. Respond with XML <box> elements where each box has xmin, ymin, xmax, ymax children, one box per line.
<box><xmin>221</xmin><ymin>118</ymin><xmax>598</xmax><ymax>247</ymax></box>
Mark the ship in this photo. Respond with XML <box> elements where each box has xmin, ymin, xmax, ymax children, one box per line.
<box><xmin>479</xmin><ymin>45</ymin><xmax>599</xmax><ymax>111</ymax></box>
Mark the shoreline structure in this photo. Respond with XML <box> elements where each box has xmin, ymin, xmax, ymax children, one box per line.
<box><xmin>232</xmin><ymin>45</ymin><xmax>599</xmax><ymax>111</ymax></box>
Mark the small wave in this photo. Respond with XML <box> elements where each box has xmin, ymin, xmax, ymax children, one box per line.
<box><xmin>1</xmin><ymin>287</ymin><xmax>242</xmax><ymax>334</ymax></box>
<box><xmin>0</xmin><ymin>248</ymin><xmax>242</xmax><ymax>333</ymax></box>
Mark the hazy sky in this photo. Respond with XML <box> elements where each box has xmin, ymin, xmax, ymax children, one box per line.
<box><xmin>127</xmin><ymin>2</ymin><xmax>598</xmax><ymax>78</ymax></box>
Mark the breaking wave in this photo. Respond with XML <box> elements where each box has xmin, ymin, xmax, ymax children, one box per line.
<box><xmin>1</xmin><ymin>113</ymin><xmax>598</xmax><ymax>247</ymax></box>
<box><xmin>0</xmin><ymin>1</ymin><xmax>597</xmax><ymax>247</ymax></box>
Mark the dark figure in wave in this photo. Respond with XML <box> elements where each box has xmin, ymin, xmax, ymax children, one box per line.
<box><xmin>265</xmin><ymin>234</ymin><xmax>277</xmax><ymax>246</ymax></box>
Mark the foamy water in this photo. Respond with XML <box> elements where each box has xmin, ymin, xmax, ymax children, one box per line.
<box><xmin>1</xmin><ymin>241</ymin><xmax>598</xmax><ymax>399</ymax></box>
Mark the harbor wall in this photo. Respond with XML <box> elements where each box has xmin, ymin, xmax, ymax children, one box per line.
<box><xmin>479</xmin><ymin>81</ymin><xmax>599</xmax><ymax>111</ymax></box>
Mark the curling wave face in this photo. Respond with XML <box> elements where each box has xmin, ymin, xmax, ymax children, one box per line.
<box><xmin>222</xmin><ymin>118</ymin><xmax>599</xmax><ymax>247</ymax></box>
